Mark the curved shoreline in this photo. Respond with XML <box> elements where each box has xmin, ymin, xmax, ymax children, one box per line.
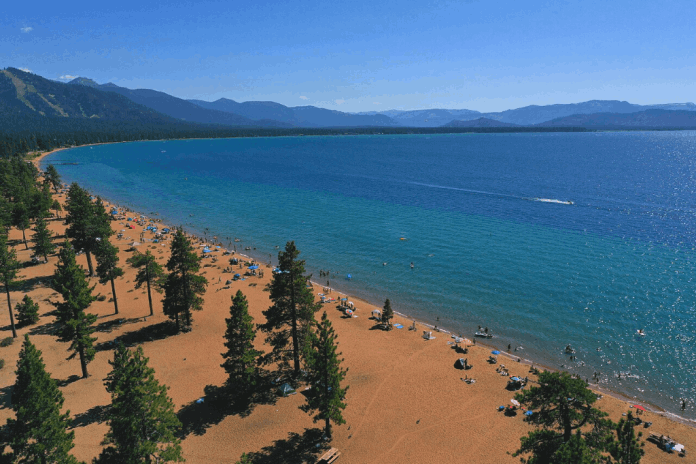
<box><xmin>36</xmin><ymin>143</ymin><xmax>696</xmax><ymax>430</ymax></box>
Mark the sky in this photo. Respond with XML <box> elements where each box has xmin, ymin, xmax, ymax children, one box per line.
<box><xmin>3</xmin><ymin>0</ymin><xmax>696</xmax><ymax>112</ymax></box>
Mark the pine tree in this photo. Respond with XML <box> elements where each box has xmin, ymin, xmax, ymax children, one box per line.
<box><xmin>44</xmin><ymin>164</ymin><xmax>62</xmax><ymax>192</ymax></box>
<box><xmin>98</xmin><ymin>343</ymin><xmax>184</xmax><ymax>464</ymax></box>
<box><xmin>259</xmin><ymin>241</ymin><xmax>320</xmax><ymax>377</ymax></box>
<box><xmin>11</xmin><ymin>199</ymin><xmax>31</xmax><ymax>250</ymax></box>
<box><xmin>94</xmin><ymin>239</ymin><xmax>124</xmax><ymax>314</ymax></box>
<box><xmin>610</xmin><ymin>413</ymin><xmax>644</xmax><ymax>464</ymax></box>
<box><xmin>381</xmin><ymin>298</ymin><xmax>394</xmax><ymax>330</ymax></box>
<box><xmin>7</xmin><ymin>335</ymin><xmax>79</xmax><ymax>463</ymax></box>
<box><xmin>32</xmin><ymin>216</ymin><xmax>56</xmax><ymax>262</ymax></box>
<box><xmin>15</xmin><ymin>295</ymin><xmax>40</xmax><ymax>327</ymax></box>
<box><xmin>64</xmin><ymin>184</ymin><xmax>113</xmax><ymax>276</ymax></box>
<box><xmin>127</xmin><ymin>250</ymin><xmax>165</xmax><ymax>316</ymax></box>
<box><xmin>51</xmin><ymin>240</ymin><xmax>97</xmax><ymax>378</ymax></box>
<box><xmin>163</xmin><ymin>228</ymin><xmax>207</xmax><ymax>332</ymax></box>
<box><xmin>222</xmin><ymin>290</ymin><xmax>262</xmax><ymax>391</ymax></box>
<box><xmin>30</xmin><ymin>181</ymin><xmax>53</xmax><ymax>221</ymax></box>
<box><xmin>0</xmin><ymin>234</ymin><xmax>19</xmax><ymax>338</ymax></box>
<box><xmin>302</xmin><ymin>312</ymin><xmax>348</xmax><ymax>439</ymax></box>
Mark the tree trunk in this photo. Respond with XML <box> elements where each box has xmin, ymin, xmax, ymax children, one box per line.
<box><xmin>290</xmin><ymin>270</ymin><xmax>300</xmax><ymax>376</ymax></box>
<box><xmin>4</xmin><ymin>286</ymin><xmax>17</xmax><ymax>338</ymax></box>
<box><xmin>22</xmin><ymin>229</ymin><xmax>28</xmax><ymax>250</ymax></box>
<box><xmin>146</xmin><ymin>266</ymin><xmax>154</xmax><ymax>316</ymax></box>
<box><xmin>326</xmin><ymin>417</ymin><xmax>331</xmax><ymax>439</ymax></box>
<box><xmin>79</xmin><ymin>346</ymin><xmax>89</xmax><ymax>378</ymax></box>
<box><xmin>182</xmin><ymin>271</ymin><xmax>191</xmax><ymax>328</ymax></box>
<box><xmin>85</xmin><ymin>251</ymin><xmax>95</xmax><ymax>276</ymax></box>
<box><xmin>110</xmin><ymin>277</ymin><xmax>119</xmax><ymax>314</ymax></box>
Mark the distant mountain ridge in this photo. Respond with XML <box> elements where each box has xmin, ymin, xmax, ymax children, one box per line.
<box><xmin>363</xmin><ymin>100</ymin><xmax>696</xmax><ymax>127</ymax></box>
<box><xmin>443</xmin><ymin>118</ymin><xmax>519</xmax><ymax>128</ymax></box>
<box><xmin>536</xmin><ymin>109</ymin><xmax>696</xmax><ymax>128</ymax></box>
<box><xmin>3</xmin><ymin>68</ymin><xmax>696</xmax><ymax>130</ymax></box>
<box><xmin>187</xmin><ymin>97</ymin><xmax>399</xmax><ymax>127</ymax></box>
<box><xmin>0</xmin><ymin>68</ymin><xmax>180</xmax><ymax>124</ymax></box>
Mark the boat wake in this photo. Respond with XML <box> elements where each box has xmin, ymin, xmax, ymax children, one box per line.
<box><xmin>530</xmin><ymin>198</ymin><xmax>574</xmax><ymax>205</ymax></box>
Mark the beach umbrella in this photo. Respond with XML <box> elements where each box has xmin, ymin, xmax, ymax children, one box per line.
<box><xmin>341</xmin><ymin>297</ymin><xmax>348</xmax><ymax>301</ymax></box>
<box><xmin>510</xmin><ymin>399</ymin><xmax>520</xmax><ymax>407</ymax></box>
<box><xmin>249</xmin><ymin>265</ymin><xmax>259</xmax><ymax>270</ymax></box>
<box><xmin>633</xmin><ymin>405</ymin><xmax>646</xmax><ymax>411</ymax></box>
<box><xmin>525</xmin><ymin>411</ymin><xmax>533</xmax><ymax>416</ymax></box>
<box><xmin>491</xmin><ymin>350</ymin><xmax>501</xmax><ymax>355</ymax></box>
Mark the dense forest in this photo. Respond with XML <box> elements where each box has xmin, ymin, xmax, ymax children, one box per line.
<box><xmin>0</xmin><ymin>115</ymin><xmax>590</xmax><ymax>159</ymax></box>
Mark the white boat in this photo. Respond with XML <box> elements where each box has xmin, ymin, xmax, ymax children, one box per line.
<box><xmin>475</xmin><ymin>331</ymin><xmax>493</xmax><ymax>338</ymax></box>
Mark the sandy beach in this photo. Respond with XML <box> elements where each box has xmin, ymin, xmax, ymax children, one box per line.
<box><xmin>0</xmin><ymin>150</ymin><xmax>691</xmax><ymax>463</ymax></box>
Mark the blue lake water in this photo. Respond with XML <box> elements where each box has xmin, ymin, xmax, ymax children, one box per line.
<box><xmin>45</xmin><ymin>132</ymin><xmax>696</xmax><ymax>419</ymax></box>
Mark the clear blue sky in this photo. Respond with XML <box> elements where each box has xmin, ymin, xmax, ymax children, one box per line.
<box><xmin>3</xmin><ymin>0</ymin><xmax>695</xmax><ymax>112</ymax></box>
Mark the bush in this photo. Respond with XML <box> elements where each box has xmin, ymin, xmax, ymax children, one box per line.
<box><xmin>15</xmin><ymin>295</ymin><xmax>40</xmax><ymax>327</ymax></box>
<box><xmin>0</xmin><ymin>337</ymin><xmax>14</xmax><ymax>348</ymax></box>
<box><xmin>0</xmin><ymin>359</ymin><xmax>5</xmax><ymax>369</ymax></box>
<box><xmin>96</xmin><ymin>295</ymin><xmax>107</xmax><ymax>302</ymax></box>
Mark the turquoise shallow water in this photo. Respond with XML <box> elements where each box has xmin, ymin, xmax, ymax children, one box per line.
<box><xmin>45</xmin><ymin>132</ymin><xmax>696</xmax><ymax>419</ymax></box>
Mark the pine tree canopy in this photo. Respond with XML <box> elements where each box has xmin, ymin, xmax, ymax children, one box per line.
<box><xmin>302</xmin><ymin>312</ymin><xmax>348</xmax><ymax>439</ymax></box>
<box><xmin>259</xmin><ymin>241</ymin><xmax>319</xmax><ymax>375</ymax></box>
<box><xmin>51</xmin><ymin>240</ymin><xmax>97</xmax><ymax>377</ymax></box>
<box><xmin>222</xmin><ymin>290</ymin><xmax>262</xmax><ymax>390</ymax></box>
<box><xmin>163</xmin><ymin>228</ymin><xmax>206</xmax><ymax>331</ymax></box>
<box><xmin>99</xmin><ymin>343</ymin><xmax>184</xmax><ymax>464</ymax></box>
<box><xmin>7</xmin><ymin>335</ymin><xmax>79</xmax><ymax>464</ymax></box>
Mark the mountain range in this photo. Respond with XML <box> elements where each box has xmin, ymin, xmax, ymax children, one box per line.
<box><xmin>2</xmin><ymin>67</ymin><xmax>696</xmax><ymax>130</ymax></box>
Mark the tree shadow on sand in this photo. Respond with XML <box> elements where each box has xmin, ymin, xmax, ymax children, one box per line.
<box><xmin>242</xmin><ymin>428</ymin><xmax>326</xmax><ymax>464</ymax></box>
<box><xmin>71</xmin><ymin>404</ymin><xmax>110</xmax><ymax>429</ymax></box>
<box><xmin>0</xmin><ymin>385</ymin><xmax>13</xmax><ymax>411</ymax></box>
<box><xmin>94</xmin><ymin>317</ymin><xmax>143</xmax><ymax>334</ymax></box>
<box><xmin>95</xmin><ymin>321</ymin><xmax>177</xmax><ymax>352</ymax></box>
<box><xmin>177</xmin><ymin>370</ymin><xmax>280</xmax><ymax>438</ymax></box>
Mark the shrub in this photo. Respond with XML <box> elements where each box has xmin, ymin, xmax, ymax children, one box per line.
<box><xmin>96</xmin><ymin>295</ymin><xmax>107</xmax><ymax>302</ymax></box>
<box><xmin>0</xmin><ymin>359</ymin><xmax>5</xmax><ymax>369</ymax></box>
<box><xmin>0</xmin><ymin>337</ymin><xmax>14</xmax><ymax>348</ymax></box>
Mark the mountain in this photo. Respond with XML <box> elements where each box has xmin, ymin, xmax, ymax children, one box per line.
<box><xmin>0</xmin><ymin>68</ymin><xmax>181</xmax><ymax>124</ymax></box>
<box><xmin>537</xmin><ymin>109</ymin><xmax>696</xmax><ymax>128</ymax></box>
<box><xmin>364</xmin><ymin>101</ymin><xmax>696</xmax><ymax>127</ymax></box>
<box><xmin>443</xmin><ymin>117</ymin><xmax>520</xmax><ymax>128</ymax></box>
<box><xmin>80</xmin><ymin>83</ymin><xmax>291</xmax><ymax>128</ymax></box>
<box><xmin>188</xmin><ymin>98</ymin><xmax>400</xmax><ymax>127</ymax></box>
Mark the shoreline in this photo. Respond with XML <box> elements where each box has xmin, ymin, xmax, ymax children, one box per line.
<box><xmin>36</xmin><ymin>144</ymin><xmax>696</xmax><ymax>431</ymax></box>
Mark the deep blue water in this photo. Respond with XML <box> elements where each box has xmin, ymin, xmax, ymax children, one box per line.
<box><xmin>45</xmin><ymin>132</ymin><xmax>696</xmax><ymax>419</ymax></box>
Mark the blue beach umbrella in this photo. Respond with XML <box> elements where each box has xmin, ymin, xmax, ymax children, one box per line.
<box><xmin>341</xmin><ymin>298</ymin><xmax>348</xmax><ymax>301</ymax></box>
<box><xmin>248</xmin><ymin>265</ymin><xmax>259</xmax><ymax>270</ymax></box>
<box><xmin>491</xmin><ymin>350</ymin><xmax>501</xmax><ymax>355</ymax></box>
<box><xmin>525</xmin><ymin>411</ymin><xmax>533</xmax><ymax>416</ymax></box>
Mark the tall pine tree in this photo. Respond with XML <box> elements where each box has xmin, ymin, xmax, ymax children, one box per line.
<box><xmin>51</xmin><ymin>240</ymin><xmax>97</xmax><ymax>378</ymax></box>
<box><xmin>302</xmin><ymin>312</ymin><xmax>348</xmax><ymax>439</ymax></box>
<box><xmin>44</xmin><ymin>164</ymin><xmax>62</xmax><ymax>193</ymax></box>
<box><xmin>126</xmin><ymin>250</ymin><xmax>165</xmax><ymax>317</ymax></box>
<box><xmin>64</xmin><ymin>184</ymin><xmax>113</xmax><ymax>276</ymax></box>
<box><xmin>0</xmin><ymin>234</ymin><xmax>19</xmax><ymax>338</ymax></box>
<box><xmin>259</xmin><ymin>241</ymin><xmax>320</xmax><ymax>377</ymax></box>
<box><xmin>163</xmin><ymin>228</ymin><xmax>207</xmax><ymax>332</ymax></box>
<box><xmin>32</xmin><ymin>216</ymin><xmax>56</xmax><ymax>262</ymax></box>
<box><xmin>221</xmin><ymin>290</ymin><xmax>262</xmax><ymax>391</ymax></box>
<box><xmin>7</xmin><ymin>335</ymin><xmax>80</xmax><ymax>463</ymax></box>
<box><xmin>98</xmin><ymin>343</ymin><xmax>184</xmax><ymax>464</ymax></box>
<box><xmin>94</xmin><ymin>239</ymin><xmax>124</xmax><ymax>314</ymax></box>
